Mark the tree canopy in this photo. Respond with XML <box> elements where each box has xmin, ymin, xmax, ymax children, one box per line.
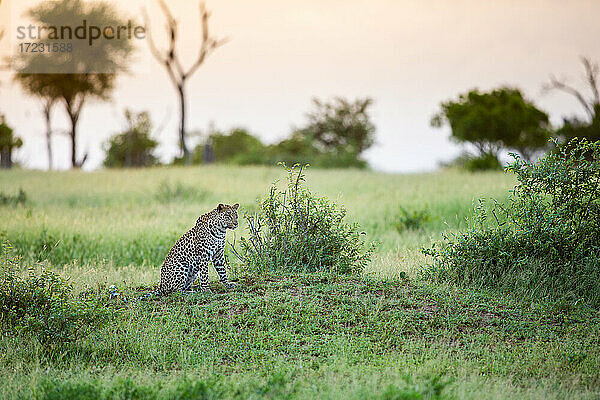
<box><xmin>297</xmin><ymin>97</ymin><xmax>376</xmax><ymax>155</ymax></box>
<box><xmin>16</xmin><ymin>0</ymin><xmax>134</xmax><ymax>168</ymax></box>
<box><xmin>431</xmin><ymin>87</ymin><xmax>550</xmax><ymax>161</ymax></box>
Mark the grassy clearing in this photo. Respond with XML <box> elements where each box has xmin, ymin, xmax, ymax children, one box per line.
<box><xmin>0</xmin><ymin>165</ymin><xmax>513</xmax><ymax>280</ymax></box>
<box><xmin>1</xmin><ymin>165</ymin><xmax>599</xmax><ymax>399</ymax></box>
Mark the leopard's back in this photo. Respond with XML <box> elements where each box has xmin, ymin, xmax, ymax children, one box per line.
<box><xmin>159</xmin><ymin>229</ymin><xmax>199</xmax><ymax>293</ymax></box>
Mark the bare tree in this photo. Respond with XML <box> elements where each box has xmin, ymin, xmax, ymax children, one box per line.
<box><xmin>144</xmin><ymin>1</ymin><xmax>226</xmax><ymax>164</ymax></box>
<box><xmin>545</xmin><ymin>56</ymin><xmax>600</xmax><ymax>119</ymax></box>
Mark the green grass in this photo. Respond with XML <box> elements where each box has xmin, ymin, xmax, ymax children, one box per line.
<box><xmin>1</xmin><ymin>165</ymin><xmax>599</xmax><ymax>399</ymax></box>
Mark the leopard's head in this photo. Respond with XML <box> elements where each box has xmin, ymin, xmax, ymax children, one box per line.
<box><xmin>216</xmin><ymin>203</ymin><xmax>239</xmax><ymax>229</ymax></box>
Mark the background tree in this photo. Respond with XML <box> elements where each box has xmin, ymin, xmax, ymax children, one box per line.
<box><xmin>0</xmin><ymin>116</ymin><xmax>22</xmax><ymax>169</ymax></box>
<box><xmin>431</xmin><ymin>87</ymin><xmax>550</xmax><ymax>163</ymax></box>
<box><xmin>103</xmin><ymin>110</ymin><xmax>158</xmax><ymax>168</ymax></box>
<box><xmin>186</xmin><ymin>97</ymin><xmax>375</xmax><ymax>169</ymax></box>
<box><xmin>14</xmin><ymin>74</ymin><xmax>59</xmax><ymax>170</ymax></box>
<box><xmin>297</xmin><ymin>97</ymin><xmax>376</xmax><ymax>156</ymax></box>
<box><xmin>18</xmin><ymin>0</ymin><xmax>133</xmax><ymax>168</ymax></box>
<box><xmin>193</xmin><ymin>127</ymin><xmax>265</xmax><ymax>165</ymax></box>
<box><xmin>144</xmin><ymin>1</ymin><xmax>226</xmax><ymax>165</ymax></box>
<box><xmin>545</xmin><ymin>57</ymin><xmax>600</xmax><ymax>142</ymax></box>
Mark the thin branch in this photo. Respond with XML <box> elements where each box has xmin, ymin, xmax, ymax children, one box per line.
<box><xmin>184</xmin><ymin>2</ymin><xmax>228</xmax><ymax>79</ymax></box>
<box><xmin>581</xmin><ymin>56</ymin><xmax>600</xmax><ymax>106</ymax></box>
<box><xmin>143</xmin><ymin>1</ymin><xmax>226</xmax><ymax>83</ymax></box>
<box><xmin>157</xmin><ymin>0</ymin><xmax>185</xmax><ymax>78</ymax></box>
<box><xmin>544</xmin><ymin>74</ymin><xmax>594</xmax><ymax>118</ymax></box>
<box><xmin>142</xmin><ymin>7</ymin><xmax>180</xmax><ymax>89</ymax></box>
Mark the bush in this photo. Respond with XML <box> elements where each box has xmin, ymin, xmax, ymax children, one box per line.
<box><xmin>193</xmin><ymin>127</ymin><xmax>267</xmax><ymax>165</ymax></box>
<box><xmin>442</xmin><ymin>152</ymin><xmax>502</xmax><ymax>171</ymax></box>
<box><xmin>395</xmin><ymin>207</ymin><xmax>431</xmax><ymax>233</ymax></box>
<box><xmin>0</xmin><ymin>188</ymin><xmax>27</xmax><ymax>206</ymax></box>
<box><xmin>103</xmin><ymin>110</ymin><xmax>158</xmax><ymax>168</ymax></box>
<box><xmin>235</xmin><ymin>164</ymin><xmax>374</xmax><ymax>274</ymax></box>
<box><xmin>463</xmin><ymin>152</ymin><xmax>502</xmax><ymax>171</ymax></box>
<box><xmin>0</xmin><ymin>240</ymin><xmax>109</xmax><ymax>344</ymax></box>
<box><xmin>424</xmin><ymin>139</ymin><xmax>600</xmax><ymax>307</ymax></box>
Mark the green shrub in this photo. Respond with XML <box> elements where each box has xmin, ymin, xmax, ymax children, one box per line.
<box><xmin>103</xmin><ymin>110</ymin><xmax>158</xmax><ymax>168</ymax></box>
<box><xmin>443</xmin><ymin>152</ymin><xmax>502</xmax><ymax>171</ymax></box>
<box><xmin>463</xmin><ymin>152</ymin><xmax>502</xmax><ymax>171</ymax></box>
<box><xmin>193</xmin><ymin>127</ymin><xmax>267</xmax><ymax>165</ymax></box>
<box><xmin>154</xmin><ymin>180</ymin><xmax>206</xmax><ymax>203</ymax></box>
<box><xmin>424</xmin><ymin>139</ymin><xmax>600</xmax><ymax>307</ymax></box>
<box><xmin>28</xmin><ymin>376</ymin><xmax>220</xmax><ymax>400</ymax></box>
<box><xmin>0</xmin><ymin>240</ymin><xmax>109</xmax><ymax>345</ymax></box>
<box><xmin>236</xmin><ymin>164</ymin><xmax>374</xmax><ymax>274</ymax></box>
<box><xmin>395</xmin><ymin>207</ymin><xmax>431</xmax><ymax>233</ymax></box>
<box><xmin>0</xmin><ymin>188</ymin><xmax>27</xmax><ymax>206</ymax></box>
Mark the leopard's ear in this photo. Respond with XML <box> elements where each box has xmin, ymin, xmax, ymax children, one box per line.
<box><xmin>233</xmin><ymin>203</ymin><xmax>239</xmax><ymax>210</ymax></box>
<box><xmin>217</xmin><ymin>203</ymin><xmax>225</xmax><ymax>212</ymax></box>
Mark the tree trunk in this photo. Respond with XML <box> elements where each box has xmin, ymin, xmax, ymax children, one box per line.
<box><xmin>43</xmin><ymin>103</ymin><xmax>53</xmax><ymax>170</ymax></box>
<box><xmin>178</xmin><ymin>84</ymin><xmax>190</xmax><ymax>164</ymax></box>
<box><xmin>0</xmin><ymin>147</ymin><xmax>12</xmax><ymax>169</ymax></box>
<box><xmin>68</xmin><ymin>111</ymin><xmax>80</xmax><ymax>168</ymax></box>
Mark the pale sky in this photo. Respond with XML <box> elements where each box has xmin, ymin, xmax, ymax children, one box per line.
<box><xmin>1</xmin><ymin>0</ymin><xmax>599</xmax><ymax>172</ymax></box>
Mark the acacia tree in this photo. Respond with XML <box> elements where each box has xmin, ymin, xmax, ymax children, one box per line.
<box><xmin>545</xmin><ymin>57</ymin><xmax>600</xmax><ymax>142</ymax></box>
<box><xmin>431</xmin><ymin>87</ymin><xmax>550</xmax><ymax>162</ymax></box>
<box><xmin>17</xmin><ymin>0</ymin><xmax>133</xmax><ymax>168</ymax></box>
<box><xmin>144</xmin><ymin>1</ymin><xmax>226</xmax><ymax>164</ymax></box>
<box><xmin>298</xmin><ymin>97</ymin><xmax>376</xmax><ymax>156</ymax></box>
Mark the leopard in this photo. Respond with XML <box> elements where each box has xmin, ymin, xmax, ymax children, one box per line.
<box><xmin>159</xmin><ymin>203</ymin><xmax>239</xmax><ymax>294</ymax></box>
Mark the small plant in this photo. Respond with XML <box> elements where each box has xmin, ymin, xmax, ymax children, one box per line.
<box><xmin>235</xmin><ymin>164</ymin><xmax>374</xmax><ymax>274</ymax></box>
<box><xmin>155</xmin><ymin>180</ymin><xmax>205</xmax><ymax>203</ymax></box>
<box><xmin>0</xmin><ymin>240</ymin><xmax>109</xmax><ymax>345</ymax></box>
<box><xmin>442</xmin><ymin>152</ymin><xmax>502</xmax><ymax>171</ymax></box>
<box><xmin>0</xmin><ymin>188</ymin><xmax>27</xmax><ymax>206</ymax></box>
<box><xmin>463</xmin><ymin>152</ymin><xmax>502</xmax><ymax>171</ymax></box>
<box><xmin>395</xmin><ymin>207</ymin><xmax>431</xmax><ymax>233</ymax></box>
<box><xmin>424</xmin><ymin>138</ymin><xmax>600</xmax><ymax>307</ymax></box>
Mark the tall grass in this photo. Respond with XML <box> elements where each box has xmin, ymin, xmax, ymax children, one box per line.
<box><xmin>1</xmin><ymin>166</ymin><xmax>600</xmax><ymax>399</ymax></box>
<box><xmin>0</xmin><ymin>166</ymin><xmax>514</xmax><ymax>276</ymax></box>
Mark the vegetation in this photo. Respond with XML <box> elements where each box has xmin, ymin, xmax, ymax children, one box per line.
<box><xmin>425</xmin><ymin>139</ymin><xmax>600</xmax><ymax>307</ymax></box>
<box><xmin>103</xmin><ymin>110</ymin><xmax>158</xmax><ymax>168</ymax></box>
<box><xmin>236</xmin><ymin>164</ymin><xmax>374</xmax><ymax>274</ymax></box>
<box><xmin>0</xmin><ymin>116</ymin><xmax>22</xmax><ymax>169</ymax></box>
<box><xmin>431</xmin><ymin>87</ymin><xmax>551</xmax><ymax>166</ymax></box>
<box><xmin>0</xmin><ymin>241</ymin><xmax>109</xmax><ymax>345</ymax></box>
<box><xmin>16</xmin><ymin>0</ymin><xmax>134</xmax><ymax>168</ymax></box>
<box><xmin>0</xmin><ymin>188</ymin><xmax>27</xmax><ymax>206</ymax></box>
<box><xmin>546</xmin><ymin>57</ymin><xmax>600</xmax><ymax>143</ymax></box>
<box><xmin>188</xmin><ymin>97</ymin><xmax>375</xmax><ymax>169</ymax></box>
<box><xmin>193</xmin><ymin>127</ymin><xmax>266</xmax><ymax>165</ymax></box>
<box><xmin>395</xmin><ymin>207</ymin><xmax>431</xmax><ymax>233</ymax></box>
<box><xmin>1</xmin><ymin>166</ymin><xmax>599</xmax><ymax>399</ymax></box>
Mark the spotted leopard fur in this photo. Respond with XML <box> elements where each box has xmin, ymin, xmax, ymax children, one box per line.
<box><xmin>159</xmin><ymin>203</ymin><xmax>239</xmax><ymax>294</ymax></box>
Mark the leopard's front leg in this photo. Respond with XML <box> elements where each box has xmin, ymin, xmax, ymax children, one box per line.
<box><xmin>183</xmin><ymin>252</ymin><xmax>211</xmax><ymax>293</ymax></box>
<box><xmin>212</xmin><ymin>246</ymin><xmax>236</xmax><ymax>289</ymax></box>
